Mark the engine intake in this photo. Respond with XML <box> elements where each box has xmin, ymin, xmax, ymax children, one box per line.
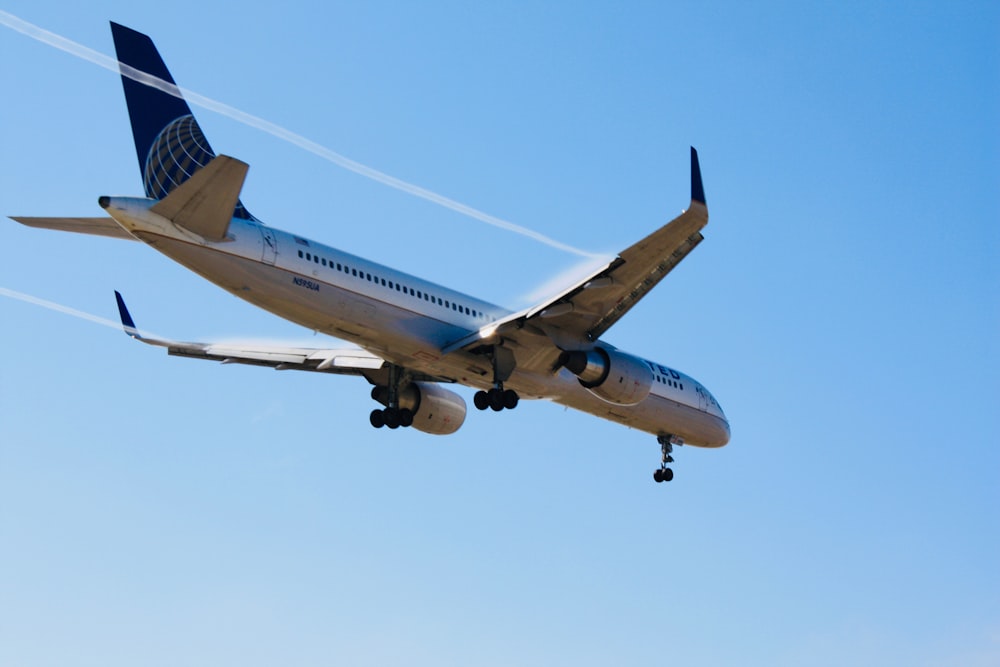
<box><xmin>563</xmin><ymin>347</ymin><xmax>654</xmax><ymax>406</ymax></box>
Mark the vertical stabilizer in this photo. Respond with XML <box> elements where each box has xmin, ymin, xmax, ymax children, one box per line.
<box><xmin>109</xmin><ymin>22</ymin><xmax>253</xmax><ymax>220</ymax></box>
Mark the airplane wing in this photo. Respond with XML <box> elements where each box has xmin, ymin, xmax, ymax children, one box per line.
<box><xmin>10</xmin><ymin>216</ymin><xmax>138</xmax><ymax>240</ymax></box>
<box><xmin>114</xmin><ymin>291</ymin><xmax>444</xmax><ymax>382</ymax></box>
<box><xmin>444</xmin><ymin>147</ymin><xmax>709</xmax><ymax>354</ymax></box>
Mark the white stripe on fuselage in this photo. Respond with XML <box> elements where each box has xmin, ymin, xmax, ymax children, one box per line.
<box><xmin>102</xmin><ymin>196</ymin><xmax>729</xmax><ymax>446</ymax></box>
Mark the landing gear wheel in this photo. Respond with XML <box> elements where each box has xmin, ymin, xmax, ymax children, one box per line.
<box><xmin>489</xmin><ymin>388</ymin><xmax>504</xmax><ymax>411</ymax></box>
<box><xmin>653</xmin><ymin>468</ymin><xmax>674</xmax><ymax>483</ymax></box>
<box><xmin>369</xmin><ymin>409</ymin><xmax>385</xmax><ymax>429</ymax></box>
<box><xmin>653</xmin><ymin>435</ymin><xmax>681</xmax><ymax>484</ymax></box>
<box><xmin>383</xmin><ymin>408</ymin><xmax>400</xmax><ymax>429</ymax></box>
<box><xmin>474</xmin><ymin>390</ymin><xmax>490</xmax><ymax>411</ymax></box>
<box><xmin>502</xmin><ymin>389</ymin><xmax>519</xmax><ymax>410</ymax></box>
<box><xmin>398</xmin><ymin>408</ymin><xmax>414</xmax><ymax>428</ymax></box>
<box><xmin>479</xmin><ymin>386</ymin><xmax>520</xmax><ymax>412</ymax></box>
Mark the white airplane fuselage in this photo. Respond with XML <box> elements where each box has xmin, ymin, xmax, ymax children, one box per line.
<box><xmin>102</xmin><ymin>195</ymin><xmax>730</xmax><ymax>448</ymax></box>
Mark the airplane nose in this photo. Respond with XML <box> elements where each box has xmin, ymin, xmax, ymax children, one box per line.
<box><xmin>717</xmin><ymin>417</ymin><xmax>731</xmax><ymax>447</ymax></box>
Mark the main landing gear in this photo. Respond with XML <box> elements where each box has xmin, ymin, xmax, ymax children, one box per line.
<box><xmin>369</xmin><ymin>364</ymin><xmax>415</xmax><ymax>430</ymax></box>
<box><xmin>369</xmin><ymin>404</ymin><xmax>413</xmax><ymax>429</ymax></box>
<box><xmin>473</xmin><ymin>344</ymin><xmax>520</xmax><ymax>413</ymax></box>
<box><xmin>473</xmin><ymin>386</ymin><xmax>519</xmax><ymax>412</ymax></box>
<box><xmin>653</xmin><ymin>434</ymin><xmax>683</xmax><ymax>483</ymax></box>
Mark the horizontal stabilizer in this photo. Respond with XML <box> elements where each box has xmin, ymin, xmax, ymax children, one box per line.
<box><xmin>149</xmin><ymin>155</ymin><xmax>248</xmax><ymax>241</ymax></box>
<box><xmin>10</xmin><ymin>216</ymin><xmax>136</xmax><ymax>240</ymax></box>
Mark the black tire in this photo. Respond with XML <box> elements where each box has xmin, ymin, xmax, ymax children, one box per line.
<box><xmin>489</xmin><ymin>388</ymin><xmax>504</xmax><ymax>411</ymax></box>
<box><xmin>502</xmin><ymin>389</ymin><xmax>519</xmax><ymax>410</ymax></box>
<box><xmin>398</xmin><ymin>408</ymin><xmax>414</xmax><ymax>427</ymax></box>
<box><xmin>384</xmin><ymin>408</ymin><xmax>400</xmax><ymax>429</ymax></box>
<box><xmin>370</xmin><ymin>409</ymin><xmax>385</xmax><ymax>429</ymax></box>
<box><xmin>663</xmin><ymin>468</ymin><xmax>674</xmax><ymax>482</ymax></box>
<box><xmin>653</xmin><ymin>469</ymin><xmax>664</xmax><ymax>483</ymax></box>
<box><xmin>474</xmin><ymin>390</ymin><xmax>490</xmax><ymax>410</ymax></box>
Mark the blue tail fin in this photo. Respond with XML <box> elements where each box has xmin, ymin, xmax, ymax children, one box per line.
<box><xmin>110</xmin><ymin>22</ymin><xmax>253</xmax><ymax>220</ymax></box>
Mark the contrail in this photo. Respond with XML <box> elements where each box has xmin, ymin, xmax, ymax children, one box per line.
<box><xmin>0</xmin><ymin>286</ymin><xmax>163</xmax><ymax>339</ymax></box>
<box><xmin>0</xmin><ymin>285</ymin><xmax>360</xmax><ymax>347</ymax></box>
<box><xmin>0</xmin><ymin>10</ymin><xmax>599</xmax><ymax>258</ymax></box>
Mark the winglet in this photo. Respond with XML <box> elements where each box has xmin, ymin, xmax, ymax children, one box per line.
<box><xmin>114</xmin><ymin>291</ymin><xmax>141</xmax><ymax>339</ymax></box>
<box><xmin>690</xmin><ymin>146</ymin><xmax>706</xmax><ymax>205</ymax></box>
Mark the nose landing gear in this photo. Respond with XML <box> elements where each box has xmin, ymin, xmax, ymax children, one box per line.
<box><xmin>654</xmin><ymin>434</ymin><xmax>683</xmax><ymax>483</ymax></box>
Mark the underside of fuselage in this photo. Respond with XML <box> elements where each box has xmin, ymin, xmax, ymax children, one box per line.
<box><xmin>10</xmin><ymin>21</ymin><xmax>730</xmax><ymax>485</ymax></box>
<box><xmin>128</xmin><ymin>222</ymin><xmax>729</xmax><ymax>448</ymax></box>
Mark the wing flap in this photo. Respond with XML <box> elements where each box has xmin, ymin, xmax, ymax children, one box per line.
<box><xmin>164</xmin><ymin>342</ymin><xmax>386</xmax><ymax>374</ymax></box>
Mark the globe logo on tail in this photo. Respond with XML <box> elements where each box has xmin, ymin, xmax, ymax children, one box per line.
<box><xmin>143</xmin><ymin>115</ymin><xmax>252</xmax><ymax>220</ymax></box>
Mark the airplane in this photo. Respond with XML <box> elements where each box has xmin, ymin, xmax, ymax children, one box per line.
<box><xmin>10</xmin><ymin>22</ymin><xmax>729</xmax><ymax>483</ymax></box>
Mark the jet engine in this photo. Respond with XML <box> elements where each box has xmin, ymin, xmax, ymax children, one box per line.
<box><xmin>371</xmin><ymin>381</ymin><xmax>466</xmax><ymax>435</ymax></box>
<box><xmin>562</xmin><ymin>347</ymin><xmax>654</xmax><ymax>406</ymax></box>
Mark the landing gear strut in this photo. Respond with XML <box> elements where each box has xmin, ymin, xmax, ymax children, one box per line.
<box><xmin>369</xmin><ymin>364</ymin><xmax>415</xmax><ymax>430</ymax></box>
<box><xmin>473</xmin><ymin>344</ymin><xmax>519</xmax><ymax>412</ymax></box>
<box><xmin>653</xmin><ymin>434</ymin><xmax>682</xmax><ymax>483</ymax></box>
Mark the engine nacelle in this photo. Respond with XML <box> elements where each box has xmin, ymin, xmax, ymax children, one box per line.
<box><xmin>563</xmin><ymin>346</ymin><xmax>654</xmax><ymax>406</ymax></box>
<box><xmin>372</xmin><ymin>381</ymin><xmax>467</xmax><ymax>435</ymax></box>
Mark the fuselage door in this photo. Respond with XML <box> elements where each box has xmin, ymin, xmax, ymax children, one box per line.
<box><xmin>259</xmin><ymin>225</ymin><xmax>278</xmax><ymax>265</ymax></box>
<box><xmin>697</xmin><ymin>384</ymin><xmax>709</xmax><ymax>412</ymax></box>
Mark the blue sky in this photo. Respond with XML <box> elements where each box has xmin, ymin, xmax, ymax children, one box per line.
<box><xmin>1</xmin><ymin>2</ymin><xmax>997</xmax><ymax>665</ymax></box>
